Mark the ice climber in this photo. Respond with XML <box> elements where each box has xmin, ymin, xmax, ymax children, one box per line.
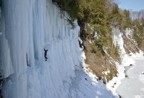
<box><xmin>44</xmin><ymin>48</ymin><xmax>48</xmax><ymax>61</ymax></box>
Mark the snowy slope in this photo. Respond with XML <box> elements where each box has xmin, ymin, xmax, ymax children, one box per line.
<box><xmin>0</xmin><ymin>0</ymin><xmax>117</xmax><ymax>98</ymax></box>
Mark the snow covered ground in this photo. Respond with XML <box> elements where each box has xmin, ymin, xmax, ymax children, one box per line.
<box><xmin>117</xmin><ymin>53</ymin><xmax>144</xmax><ymax>98</ymax></box>
<box><xmin>0</xmin><ymin>0</ymin><xmax>117</xmax><ymax>98</ymax></box>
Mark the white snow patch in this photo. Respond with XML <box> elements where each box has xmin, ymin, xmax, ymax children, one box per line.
<box><xmin>102</xmin><ymin>70</ymin><xmax>110</xmax><ymax>75</ymax></box>
<box><xmin>125</xmin><ymin>28</ymin><xmax>133</xmax><ymax>39</ymax></box>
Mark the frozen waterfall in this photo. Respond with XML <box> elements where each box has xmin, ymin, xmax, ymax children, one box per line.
<box><xmin>0</xmin><ymin>0</ymin><xmax>117</xmax><ymax>98</ymax></box>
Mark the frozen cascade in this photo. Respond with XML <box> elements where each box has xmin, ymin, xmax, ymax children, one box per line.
<box><xmin>112</xmin><ymin>28</ymin><xmax>135</xmax><ymax>66</ymax></box>
<box><xmin>113</xmin><ymin>28</ymin><xmax>126</xmax><ymax>56</ymax></box>
<box><xmin>0</xmin><ymin>0</ymin><xmax>117</xmax><ymax>98</ymax></box>
<box><xmin>107</xmin><ymin>28</ymin><xmax>135</xmax><ymax>93</ymax></box>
